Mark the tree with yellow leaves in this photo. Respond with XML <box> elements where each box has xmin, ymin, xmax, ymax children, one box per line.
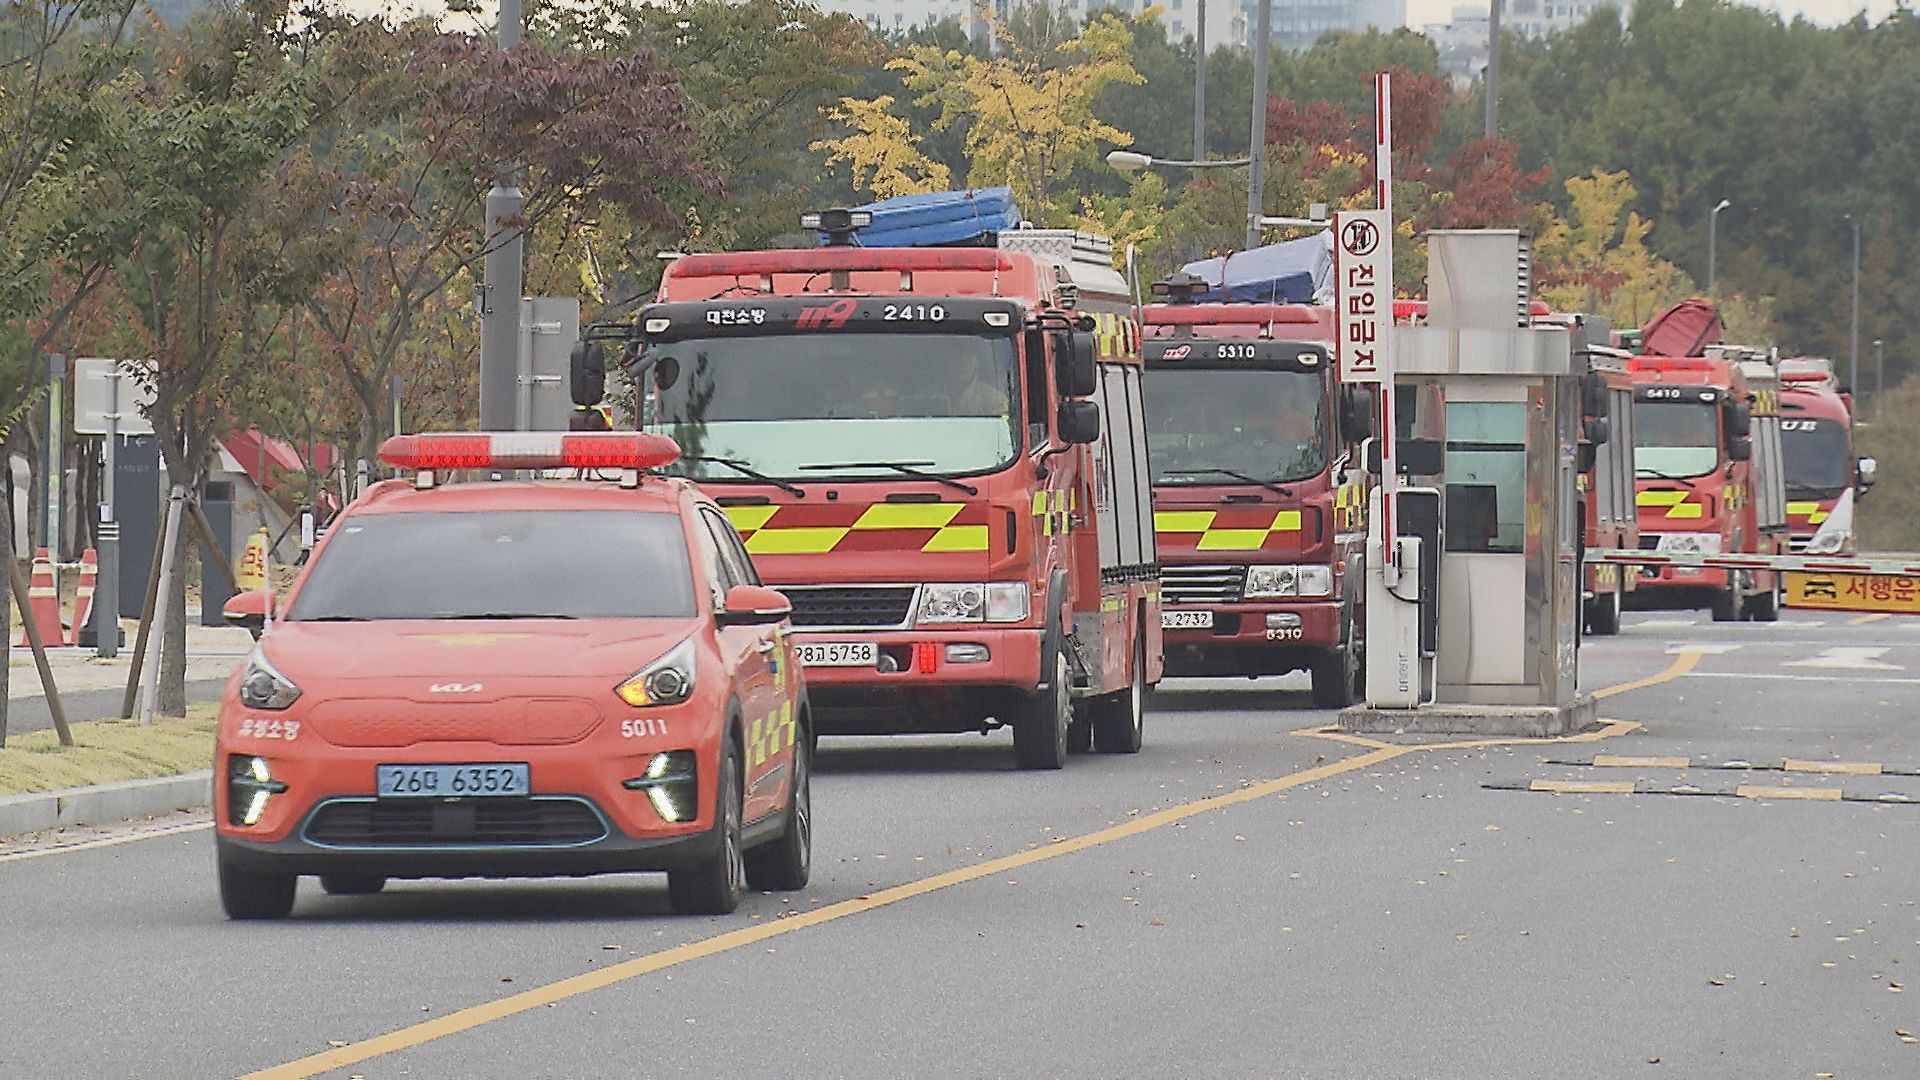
<box><xmin>813</xmin><ymin>11</ymin><xmax>1144</xmax><ymax>221</ymax></box>
<box><xmin>1535</xmin><ymin>170</ymin><xmax>1696</xmax><ymax>327</ymax></box>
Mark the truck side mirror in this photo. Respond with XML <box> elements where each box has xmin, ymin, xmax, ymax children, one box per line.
<box><xmin>1584</xmin><ymin>415</ymin><xmax>1612</xmax><ymax>447</ymax></box>
<box><xmin>1580</xmin><ymin>370</ymin><xmax>1607</xmax><ymax>416</ymax></box>
<box><xmin>570</xmin><ymin>341</ymin><xmax>607</xmax><ymax>406</ymax></box>
<box><xmin>1058</xmin><ymin>399</ymin><xmax>1101</xmax><ymax>445</ymax></box>
<box><xmin>1055</xmin><ymin>332</ymin><xmax>1098</xmax><ymax>398</ymax></box>
<box><xmin>1339</xmin><ymin>385</ymin><xmax>1375</xmax><ymax>442</ymax></box>
<box><xmin>1857</xmin><ymin>456</ymin><xmax>1878</xmax><ymax>488</ymax></box>
<box><xmin>1723</xmin><ymin>399</ymin><xmax>1751</xmax><ymax>441</ymax></box>
<box><xmin>1728</xmin><ymin>436</ymin><xmax>1752</xmax><ymax>462</ymax></box>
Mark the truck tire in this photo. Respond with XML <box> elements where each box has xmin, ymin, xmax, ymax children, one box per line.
<box><xmin>744</xmin><ymin>725</ymin><xmax>811</xmax><ymax>893</ymax></box>
<box><xmin>1090</xmin><ymin>638</ymin><xmax>1146</xmax><ymax>754</ymax></box>
<box><xmin>1710</xmin><ymin>583</ymin><xmax>1739</xmax><ymax>622</ymax></box>
<box><xmin>668</xmin><ymin>746</ymin><xmax>745</xmax><ymax>915</ymax></box>
<box><xmin>1745</xmin><ymin>581</ymin><xmax>1780</xmax><ymax>622</ymax></box>
<box><xmin>1587</xmin><ymin>586</ymin><xmax>1622</xmax><ymax>636</ymax></box>
<box><xmin>1013</xmin><ymin>649</ymin><xmax>1071</xmax><ymax>770</ymax></box>
<box><xmin>1309</xmin><ymin>609</ymin><xmax>1362</xmax><ymax>709</ymax></box>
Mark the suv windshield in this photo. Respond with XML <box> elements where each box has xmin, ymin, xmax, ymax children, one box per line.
<box><xmin>1781</xmin><ymin>416</ymin><xmax>1851</xmax><ymax>496</ymax></box>
<box><xmin>642</xmin><ymin>333</ymin><xmax>1020</xmax><ymax>482</ymax></box>
<box><xmin>1633</xmin><ymin>400</ymin><xmax>1720</xmax><ymax>479</ymax></box>
<box><xmin>1144</xmin><ymin>367</ymin><xmax>1328</xmax><ymax>484</ymax></box>
<box><xmin>288</xmin><ymin>510</ymin><xmax>695</xmax><ymax>621</ymax></box>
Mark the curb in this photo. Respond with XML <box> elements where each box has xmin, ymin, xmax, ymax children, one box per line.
<box><xmin>0</xmin><ymin>770</ymin><xmax>212</xmax><ymax>838</ymax></box>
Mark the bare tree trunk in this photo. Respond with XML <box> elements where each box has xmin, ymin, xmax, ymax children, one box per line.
<box><xmin>0</xmin><ymin>474</ymin><xmax>13</xmax><ymax>746</ymax></box>
<box><xmin>158</xmin><ymin>539</ymin><xmax>188</xmax><ymax>717</ymax></box>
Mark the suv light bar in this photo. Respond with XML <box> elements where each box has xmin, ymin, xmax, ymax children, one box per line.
<box><xmin>378</xmin><ymin>432</ymin><xmax>681</xmax><ymax>473</ymax></box>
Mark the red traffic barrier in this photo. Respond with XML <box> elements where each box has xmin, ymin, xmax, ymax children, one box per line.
<box><xmin>15</xmin><ymin>548</ymin><xmax>65</xmax><ymax>648</ymax></box>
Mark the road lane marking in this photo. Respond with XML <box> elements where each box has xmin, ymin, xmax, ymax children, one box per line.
<box><xmin>1685</xmin><ymin>670</ymin><xmax>1920</xmax><ymax>684</ymax></box>
<box><xmin>1530</xmin><ymin>779</ymin><xmax>1635</xmax><ymax>794</ymax></box>
<box><xmin>1595</xmin><ymin>649</ymin><xmax>1703</xmax><ymax>700</ymax></box>
<box><xmin>1592</xmin><ymin>755</ymin><xmax>1692</xmax><ymax>769</ymax></box>
<box><xmin>1631</xmin><ymin>618</ymin><xmax>1699</xmax><ymax>628</ymax></box>
<box><xmin>1735</xmin><ymin>785</ymin><xmax>1843</xmax><ymax>801</ymax></box>
<box><xmin>0</xmin><ymin>820</ymin><xmax>211</xmax><ymax>864</ymax></box>
<box><xmin>252</xmin><ymin>648</ymin><xmax>1693</xmax><ymax>1078</ymax></box>
<box><xmin>1784</xmin><ymin>646</ymin><xmax>1902</xmax><ymax>670</ymax></box>
<box><xmin>1665</xmin><ymin>642</ymin><xmax>1742</xmax><ymax>655</ymax></box>
<box><xmin>1783</xmin><ymin>759</ymin><xmax>1883</xmax><ymax>775</ymax></box>
<box><xmin>1850</xmin><ymin>613</ymin><xmax>1891</xmax><ymax>626</ymax></box>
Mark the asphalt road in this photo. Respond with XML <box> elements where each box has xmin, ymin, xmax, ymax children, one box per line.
<box><xmin>3</xmin><ymin>610</ymin><xmax>1918</xmax><ymax>1078</ymax></box>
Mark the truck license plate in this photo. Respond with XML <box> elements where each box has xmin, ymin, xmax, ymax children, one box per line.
<box><xmin>378</xmin><ymin>763</ymin><xmax>529</xmax><ymax>797</ymax></box>
<box><xmin>1161</xmin><ymin>610</ymin><xmax>1213</xmax><ymax>630</ymax></box>
<box><xmin>796</xmin><ymin>642</ymin><xmax>878</xmax><ymax>668</ymax></box>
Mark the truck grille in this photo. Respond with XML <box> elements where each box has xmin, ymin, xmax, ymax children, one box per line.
<box><xmin>779</xmin><ymin>585</ymin><xmax>917</xmax><ymax>629</ymax></box>
<box><xmin>302</xmin><ymin>797</ymin><xmax>607</xmax><ymax>848</ymax></box>
<box><xmin>1161</xmin><ymin>565</ymin><xmax>1247</xmax><ymax>605</ymax></box>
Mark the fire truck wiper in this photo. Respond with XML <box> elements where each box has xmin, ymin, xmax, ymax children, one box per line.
<box><xmin>798</xmin><ymin>460</ymin><xmax>980</xmax><ymax>495</ymax></box>
<box><xmin>687</xmin><ymin>455</ymin><xmax>806</xmax><ymax>498</ymax></box>
<box><xmin>1634</xmin><ymin>468</ymin><xmax>1697</xmax><ymax>489</ymax></box>
<box><xmin>1160</xmin><ymin>468</ymin><xmax>1293</xmax><ymax>497</ymax></box>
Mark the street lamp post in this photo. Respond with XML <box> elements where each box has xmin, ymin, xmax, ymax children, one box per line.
<box><xmin>1245</xmin><ymin>0</ymin><xmax>1272</xmax><ymax>250</ymax></box>
<box><xmin>1874</xmin><ymin>338</ymin><xmax>1884</xmax><ymax>420</ymax></box>
<box><xmin>1707</xmin><ymin>198</ymin><xmax>1730</xmax><ymax>295</ymax></box>
<box><xmin>1106</xmin><ymin>151</ymin><xmax>1252</xmax><ymax>172</ymax></box>
<box><xmin>1193</xmin><ymin>0</ymin><xmax>1206</xmax><ymax>162</ymax></box>
<box><xmin>1846</xmin><ymin>213</ymin><xmax>1860</xmax><ymax>395</ymax></box>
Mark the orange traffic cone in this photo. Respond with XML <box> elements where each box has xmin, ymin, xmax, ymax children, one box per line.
<box><xmin>68</xmin><ymin>548</ymin><xmax>98</xmax><ymax>646</ymax></box>
<box><xmin>15</xmin><ymin>548</ymin><xmax>64</xmax><ymax>648</ymax></box>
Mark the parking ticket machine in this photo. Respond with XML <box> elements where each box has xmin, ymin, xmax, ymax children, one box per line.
<box><xmin>1390</xmin><ymin>231</ymin><xmax>1579</xmax><ymax>709</ymax></box>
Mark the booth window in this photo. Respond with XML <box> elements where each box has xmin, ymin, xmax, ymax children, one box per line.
<box><xmin>1443</xmin><ymin>402</ymin><xmax>1526</xmax><ymax>553</ymax></box>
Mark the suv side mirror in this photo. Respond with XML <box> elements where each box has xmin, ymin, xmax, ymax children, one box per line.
<box><xmin>1857</xmin><ymin>456</ymin><xmax>1878</xmax><ymax>488</ymax></box>
<box><xmin>570</xmin><ymin>341</ymin><xmax>607</xmax><ymax>406</ymax></box>
<box><xmin>716</xmin><ymin>584</ymin><xmax>791</xmax><ymax>627</ymax></box>
<box><xmin>223</xmin><ymin>588</ymin><xmax>273</xmax><ymax>639</ymax></box>
<box><xmin>1728</xmin><ymin>436</ymin><xmax>1753</xmax><ymax>462</ymax></box>
<box><xmin>1055</xmin><ymin>332</ymin><xmax>1098</xmax><ymax>398</ymax></box>
<box><xmin>1058</xmin><ymin>399</ymin><xmax>1101</xmax><ymax>445</ymax></box>
<box><xmin>1339</xmin><ymin>385</ymin><xmax>1375</xmax><ymax>442</ymax></box>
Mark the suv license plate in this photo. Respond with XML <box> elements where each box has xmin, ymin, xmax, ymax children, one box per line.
<box><xmin>797</xmin><ymin>642</ymin><xmax>878</xmax><ymax>667</ymax></box>
<box><xmin>1161</xmin><ymin>610</ymin><xmax>1214</xmax><ymax>630</ymax></box>
<box><xmin>378</xmin><ymin>763</ymin><xmax>529</xmax><ymax>798</ymax></box>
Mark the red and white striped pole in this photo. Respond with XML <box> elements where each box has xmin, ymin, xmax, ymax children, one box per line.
<box><xmin>1374</xmin><ymin>72</ymin><xmax>1398</xmax><ymax>575</ymax></box>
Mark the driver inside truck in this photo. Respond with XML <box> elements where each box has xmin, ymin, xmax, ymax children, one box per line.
<box><xmin>949</xmin><ymin>353</ymin><xmax>1012</xmax><ymax>418</ymax></box>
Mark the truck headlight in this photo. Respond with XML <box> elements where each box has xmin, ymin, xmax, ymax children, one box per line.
<box><xmin>238</xmin><ymin>649</ymin><xmax>301</xmax><ymax>711</ymax></box>
<box><xmin>1244</xmin><ymin>565</ymin><xmax>1332</xmax><ymax>598</ymax></box>
<box><xmin>917</xmin><ymin>583</ymin><xmax>1029</xmax><ymax>624</ymax></box>
<box><xmin>616</xmin><ymin>637</ymin><xmax>696</xmax><ymax>707</ymax></box>
<box><xmin>1654</xmin><ymin>533</ymin><xmax>1722</xmax><ymax>555</ymax></box>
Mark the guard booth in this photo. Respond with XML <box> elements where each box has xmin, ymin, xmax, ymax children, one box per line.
<box><xmin>1345</xmin><ymin>230</ymin><xmax>1590</xmax><ymax>734</ymax></box>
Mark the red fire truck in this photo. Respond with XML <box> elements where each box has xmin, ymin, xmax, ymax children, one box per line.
<box><xmin>1778</xmin><ymin>356</ymin><xmax>1875</xmax><ymax>554</ymax></box>
<box><xmin>1630</xmin><ymin>348</ymin><xmax>1788</xmax><ymax>621</ymax></box>
<box><xmin>1140</xmin><ymin>274</ymin><xmax>1373</xmax><ymax>707</ymax></box>
<box><xmin>590</xmin><ymin>208</ymin><xmax>1160</xmax><ymax>769</ymax></box>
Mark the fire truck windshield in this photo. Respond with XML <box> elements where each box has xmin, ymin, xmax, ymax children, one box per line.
<box><xmin>640</xmin><ymin>333</ymin><xmax>1020</xmax><ymax>482</ymax></box>
<box><xmin>1781</xmin><ymin>417</ymin><xmax>1852</xmax><ymax>496</ymax></box>
<box><xmin>1143</xmin><ymin>367</ymin><xmax>1327</xmax><ymax>485</ymax></box>
<box><xmin>1633</xmin><ymin>400</ymin><xmax>1720</xmax><ymax>479</ymax></box>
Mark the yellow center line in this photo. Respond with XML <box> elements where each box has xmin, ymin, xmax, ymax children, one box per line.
<box><xmin>1850</xmin><ymin>612</ymin><xmax>1891</xmax><ymax>626</ymax></box>
<box><xmin>250</xmin><ymin>650</ymin><xmax>1696</xmax><ymax>1078</ymax></box>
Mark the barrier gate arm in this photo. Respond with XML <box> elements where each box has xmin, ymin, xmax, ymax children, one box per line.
<box><xmin>1583</xmin><ymin>548</ymin><xmax>1920</xmax><ymax>578</ymax></box>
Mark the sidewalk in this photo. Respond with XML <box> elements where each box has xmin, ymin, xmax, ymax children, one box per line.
<box><xmin>8</xmin><ymin>614</ymin><xmax>253</xmax><ymax>700</ymax></box>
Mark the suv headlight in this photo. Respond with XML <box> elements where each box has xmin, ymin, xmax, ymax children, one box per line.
<box><xmin>1244</xmin><ymin>565</ymin><xmax>1333</xmax><ymax>599</ymax></box>
<box><xmin>1655</xmin><ymin>533</ymin><xmax>1722</xmax><ymax>555</ymax></box>
<box><xmin>617</xmin><ymin>636</ymin><xmax>696</xmax><ymax>707</ymax></box>
<box><xmin>917</xmin><ymin>583</ymin><xmax>1029</xmax><ymax>625</ymax></box>
<box><xmin>238</xmin><ymin>648</ymin><xmax>301</xmax><ymax>711</ymax></box>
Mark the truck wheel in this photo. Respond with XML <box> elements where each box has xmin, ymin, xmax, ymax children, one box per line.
<box><xmin>1587</xmin><ymin>586</ymin><xmax>1622</xmax><ymax>636</ymax></box>
<box><xmin>1091</xmin><ymin>638</ymin><xmax>1146</xmax><ymax>754</ymax></box>
<box><xmin>219</xmin><ymin>857</ymin><xmax>297</xmax><ymax>920</ymax></box>
<box><xmin>1310</xmin><ymin>611</ymin><xmax>1362</xmax><ymax>709</ymax></box>
<box><xmin>744</xmin><ymin>725</ymin><xmax>810</xmax><ymax>892</ymax></box>
<box><xmin>1066</xmin><ymin>714</ymin><xmax>1093</xmax><ymax>754</ymax></box>
<box><xmin>1745</xmin><ymin>581</ymin><xmax>1780</xmax><ymax>622</ymax></box>
<box><xmin>669</xmin><ymin>746</ymin><xmax>745</xmax><ymax>915</ymax></box>
<box><xmin>1013</xmin><ymin>649</ymin><xmax>1070</xmax><ymax>770</ymax></box>
<box><xmin>1709</xmin><ymin>583</ymin><xmax>1739</xmax><ymax>622</ymax></box>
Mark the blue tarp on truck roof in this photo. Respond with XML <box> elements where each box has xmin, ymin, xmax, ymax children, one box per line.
<box><xmin>822</xmin><ymin>187</ymin><xmax>1024</xmax><ymax>248</ymax></box>
<box><xmin>1179</xmin><ymin>233</ymin><xmax>1332</xmax><ymax>304</ymax></box>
